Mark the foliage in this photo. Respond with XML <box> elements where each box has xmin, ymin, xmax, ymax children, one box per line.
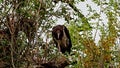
<box><xmin>0</xmin><ymin>0</ymin><xmax>120</xmax><ymax>68</ymax></box>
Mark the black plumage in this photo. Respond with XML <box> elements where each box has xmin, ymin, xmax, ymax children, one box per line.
<box><xmin>52</xmin><ymin>25</ymin><xmax>72</xmax><ymax>54</ymax></box>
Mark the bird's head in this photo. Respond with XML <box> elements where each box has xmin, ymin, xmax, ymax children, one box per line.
<box><xmin>56</xmin><ymin>29</ymin><xmax>63</xmax><ymax>40</ymax></box>
<box><xmin>52</xmin><ymin>25</ymin><xmax>64</xmax><ymax>40</ymax></box>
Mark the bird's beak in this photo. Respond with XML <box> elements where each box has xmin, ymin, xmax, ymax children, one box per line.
<box><xmin>57</xmin><ymin>33</ymin><xmax>60</xmax><ymax>39</ymax></box>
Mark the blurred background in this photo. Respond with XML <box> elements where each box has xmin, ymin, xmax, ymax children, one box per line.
<box><xmin>0</xmin><ymin>0</ymin><xmax>120</xmax><ymax>68</ymax></box>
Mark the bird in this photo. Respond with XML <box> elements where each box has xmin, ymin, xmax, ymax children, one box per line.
<box><xmin>52</xmin><ymin>25</ymin><xmax>72</xmax><ymax>54</ymax></box>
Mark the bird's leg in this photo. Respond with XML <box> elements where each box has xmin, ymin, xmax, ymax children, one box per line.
<box><xmin>58</xmin><ymin>43</ymin><xmax>61</xmax><ymax>53</ymax></box>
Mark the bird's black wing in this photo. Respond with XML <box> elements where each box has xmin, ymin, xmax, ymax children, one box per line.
<box><xmin>63</xmin><ymin>25</ymin><xmax>72</xmax><ymax>53</ymax></box>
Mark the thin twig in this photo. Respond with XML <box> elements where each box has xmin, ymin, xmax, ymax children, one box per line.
<box><xmin>10</xmin><ymin>34</ymin><xmax>15</xmax><ymax>68</ymax></box>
